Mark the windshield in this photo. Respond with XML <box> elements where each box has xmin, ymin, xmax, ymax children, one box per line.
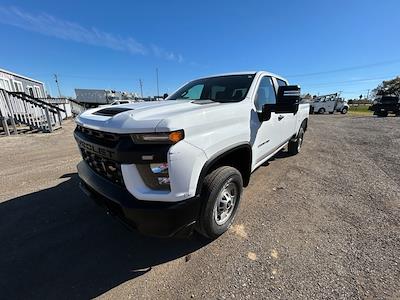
<box><xmin>168</xmin><ymin>74</ymin><xmax>255</xmax><ymax>102</ymax></box>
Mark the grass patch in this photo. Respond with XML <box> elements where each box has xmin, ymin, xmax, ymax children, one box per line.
<box><xmin>348</xmin><ymin>104</ymin><xmax>372</xmax><ymax>116</ymax></box>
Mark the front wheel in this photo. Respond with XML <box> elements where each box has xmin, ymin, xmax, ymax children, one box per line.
<box><xmin>318</xmin><ymin>108</ymin><xmax>325</xmax><ymax>114</ymax></box>
<box><xmin>288</xmin><ymin>126</ymin><xmax>305</xmax><ymax>155</ymax></box>
<box><xmin>341</xmin><ymin>107</ymin><xmax>348</xmax><ymax>114</ymax></box>
<box><xmin>196</xmin><ymin>166</ymin><xmax>243</xmax><ymax>239</ymax></box>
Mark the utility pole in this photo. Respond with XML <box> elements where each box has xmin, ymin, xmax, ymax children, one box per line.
<box><xmin>139</xmin><ymin>79</ymin><xmax>143</xmax><ymax>99</ymax></box>
<box><xmin>54</xmin><ymin>74</ymin><xmax>62</xmax><ymax>97</ymax></box>
<box><xmin>156</xmin><ymin>68</ymin><xmax>160</xmax><ymax>98</ymax></box>
<box><xmin>366</xmin><ymin>89</ymin><xmax>370</xmax><ymax>101</ymax></box>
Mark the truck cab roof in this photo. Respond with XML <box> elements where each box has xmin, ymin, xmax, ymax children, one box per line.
<box><xmin>194</xmin><ymin>71</ymin><xmax>289</xmax><ymax>85</ymax></box>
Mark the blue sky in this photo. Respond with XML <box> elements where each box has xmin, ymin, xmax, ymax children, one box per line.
<box><xmin>0</xmin><ymin>0</ymin><xmax>399</xmax><ymax>99</ymax></box>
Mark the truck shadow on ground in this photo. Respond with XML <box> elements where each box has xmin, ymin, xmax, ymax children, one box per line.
<box><xmin>0</xmin><ymin>173</ymin><xmax>209</xmax><ymax>299</ymax></box>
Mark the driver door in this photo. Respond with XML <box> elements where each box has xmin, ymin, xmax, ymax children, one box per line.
<box><xmin>251</xmin><ymin>76</ymin><xmax>281</xmax><ymax>168</ymax></box>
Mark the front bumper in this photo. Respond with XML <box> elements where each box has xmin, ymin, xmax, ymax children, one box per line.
<box><xmin>77</xmin><ymin>161</ymin><xmax>201</xmax><ymax>237</ymax></box>
<box><xmin>74</xmin><ymin>126</ymin><xmax>207</xmax><ymax>202</ymax></box>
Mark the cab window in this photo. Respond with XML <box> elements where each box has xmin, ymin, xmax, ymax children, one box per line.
<box><xmin>277</xmin><ymin>79</ymin><xmax>287</xmax><ymax>87</ymax></box>
<box><xmin>254</xmin><ymin>77</ymin><xmax>276</xmax><ymax>112</ymax></box>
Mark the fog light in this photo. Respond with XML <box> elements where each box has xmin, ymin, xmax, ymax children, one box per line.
<box><xmin>151</xmin><ymin>163</ymin><xmax>168</xmax><ymax>174</ymax></box>
<box><xmin>158</xmin><ymin>177</ymin><xmax>170</xmax><ymax>185</ymax></box>
<box><xmin>136</xmin><ymin>162</ymin><xmax>170</xmax><ymax>191</ymax></box>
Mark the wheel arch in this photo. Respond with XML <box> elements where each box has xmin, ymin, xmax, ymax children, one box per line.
<box><xmin>195</xmin><ymin>143</ymin><xmax>252</xmax><ymax>196</ymax></box>
<box><xmin>301</xmin><ymin>118</ymin><xmax>308</xmax><ymax>132</ymax></box>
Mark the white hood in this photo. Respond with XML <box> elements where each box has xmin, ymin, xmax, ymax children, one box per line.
<box><xmin>76</xmin><ymin>100</ymin><xmax>224</xmax><ymax>133</ymax></box>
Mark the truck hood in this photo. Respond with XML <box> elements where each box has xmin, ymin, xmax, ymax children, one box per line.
<box><xmin>76</xmin><ymin>100</ymin><xmax>224</xmax><ymax>133</ymax></box>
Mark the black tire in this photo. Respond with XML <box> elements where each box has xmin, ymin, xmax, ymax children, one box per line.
<box><xmin>288</xmin><ymin>126</ymin><xmax>305</xmax><ymax>155</ymax></box>
<box><xmin>377</xmin><ymin>111</ymin><xmax>388</xmax><ymax>117</ymax></box>
<box><xmin>196</xmin><ymin>166</ymin><xmax>243</xmax><ymax>239</ymax></box>
<box><xmin>318</xmin><ymin>108</ymin><xmax>325</xmax><ymax>114</ymax></box>
<box><xmin>329</xmin><ymin>111</ymin><xmax>334</xmax><ymax>114</ymax></box>
<box><xmin>341</xmin><ymin>107</ymin><xmax>348</xmax><ymax>114</ymax></box>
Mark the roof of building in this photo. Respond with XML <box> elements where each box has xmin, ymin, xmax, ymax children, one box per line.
<box><xmin>0</xmin><ymin>68</ymin><xmax>44</xmax><ymax>85</ymax></box>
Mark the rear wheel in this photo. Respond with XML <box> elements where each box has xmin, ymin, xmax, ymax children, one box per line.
<box><xmin>288</xmin><ymin>126</ymin><xmax>305</xmax><ymax>155</ymax></box>
<box><xmin>318</xmin><ymin>108</ymin><xmax>325</xmax><ymax>114</ymax></box>
<box><xmin>196</xmin><ymin>166</ymin><xmax>243</xmax><ymax>239</ymax></box>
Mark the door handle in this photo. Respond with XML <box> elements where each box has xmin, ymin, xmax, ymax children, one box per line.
<box><xmin>278</xmin><ymin>115</ymin><xmax>284</xmax><ymax>121</ymax></box>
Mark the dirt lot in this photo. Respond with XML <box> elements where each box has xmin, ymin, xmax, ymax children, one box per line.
<box><xmin>0</xmin><ymin>115</ymin><xmax>399</xmax><ymax>299</ymax></box>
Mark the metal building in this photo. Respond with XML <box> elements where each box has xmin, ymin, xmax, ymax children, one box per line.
<box><xmin>0</xmin><ymin>68</ymin><xmax>46</xmax><ymax>98</ymax></box>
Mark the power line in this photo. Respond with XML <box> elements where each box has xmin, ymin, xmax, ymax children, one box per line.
<box><xmin>302</xmin><ymin>73</ymin><xmax>399</xmax><ymax>88</ymax></box>
<box><xmin>286</xmin><ymin>58</ymin><xmax>400</xmax><ymax>78</ymax></box>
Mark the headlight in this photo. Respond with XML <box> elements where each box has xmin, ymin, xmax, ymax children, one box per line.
<box><xmin>131</xmin><ymin>130</ymin><xmax>184</xmax><ymax>144</ymax></box>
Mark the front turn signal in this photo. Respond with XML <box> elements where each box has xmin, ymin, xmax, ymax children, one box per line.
<box><xmin>168</xmin><ymin>130</ymin><xmax>184</xmax><ymax>143</ymax></box>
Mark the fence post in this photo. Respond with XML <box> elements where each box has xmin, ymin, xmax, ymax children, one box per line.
<box><xmin>58</xmin><ymin>108</ymin><xmax>62</xmax><ymax>126</ymax></box>
<box><xmin>1</xmin><ymin>116</ymin><xmax>10</xmax><ymax>136</ymax></box>
<box><xmin>63</xmin><ymin>103</ymin><xmax>67</xmax><ymax>118</ymax></box>
<box><xmin>3</xmin><ymin>91</ymin><xmax>18</xmax><ymax>135</ymax></box>
<box><xmin>44</xmin><ymin>107</ymin><xmax>53</xmax><ymax>133</ymax></box>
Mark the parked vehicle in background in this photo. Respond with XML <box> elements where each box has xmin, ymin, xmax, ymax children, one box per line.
<box><xmin>369</xmin><ymin>95</ymin><xmax>400</xmax><ymax>117</ymax></box>
<box><xmin>100</xmin><ymin>100</ymin><xmax>136</xmax><ymax>107</ymax></box>
<box><xmin>310</xmin><ymin>93</ymin><xmax>349</xmax><ymax>114</ymax></box>
<box><xmin>334</xmin><ymin>98</ymin><xmax>349</xmax><ymax>114</ymax></box>
<box><xmin>74</xmin><ymin>71</ymin><xmax>309</xmax><ymax>239</ymax></box>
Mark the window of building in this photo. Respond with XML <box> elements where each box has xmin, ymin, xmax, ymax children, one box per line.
<box><xmin>13</xmin><ymin>80</ymin><xmax>24</xmax><ymax>92</ymax></box>
<box><xmin>27</xmin><ymin>86</ymin><xmax>35</xmax><ymax>97</ymax></box>
<box><xmin>0</xmin><ymin>78</ymin><xmax>12</xmax><ymax>91</ymax></box>
<box><xmin>34</xmin><ymin>86</ymin><xmax>43</xmax><ymax>98</ymax></box>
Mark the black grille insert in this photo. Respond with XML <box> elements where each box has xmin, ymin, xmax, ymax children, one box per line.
<box><xmin>75</xmin><ymin>125</ymin><xmax>122</xmax><ymax>146</ymax></box>
<box><xmin>80</xmin><ymin>148</ymin><xmax>124</xmax><ymax>186</ymax></box>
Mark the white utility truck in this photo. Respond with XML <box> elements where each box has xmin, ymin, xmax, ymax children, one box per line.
<box><xmin>310</xmin><ymin>93</ymin><xmax>349</xmax><ymax>114</ymax></box>
<box><xmin>74</xmin><ymin>71</ymin><xmax>309</xmax><ymax>238</ymax></box>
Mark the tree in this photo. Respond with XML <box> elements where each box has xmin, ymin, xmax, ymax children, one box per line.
<box><xmin>372</xmin><ymin>76</ymin><xmax>400</xmax><ymax>97</ymax></box>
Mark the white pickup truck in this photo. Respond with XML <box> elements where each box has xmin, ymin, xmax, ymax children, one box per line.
<box><xmin>74</xmin><ymin>71</ymin><xmax>309</xmax><ymax>238</ymax></box>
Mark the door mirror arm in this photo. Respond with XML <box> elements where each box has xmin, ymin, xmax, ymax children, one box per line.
<box><xmin>260</xmin><ymin>104</ymin><xmax>274</xmax><ymax>121</ymax></box>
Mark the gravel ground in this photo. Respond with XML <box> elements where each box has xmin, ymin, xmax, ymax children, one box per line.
<box><xmin>0</xmin><ymin>115</ymin><xmax>399</xmax><ymax>299</ymax></box>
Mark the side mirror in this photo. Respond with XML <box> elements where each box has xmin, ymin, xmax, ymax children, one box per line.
<box><xmin>276</xmin><ymin>85</ymin><xmax>300</xmax><ymax>113</ymax></box>
<box><xmin>260</xmin><ymin>85</ymin><xmax>301</xmax><ymax>121</ymax></box>
<box><xmin>163</xmin><ymin>93</ymin><xmax>169</xmax><ymax>99</ymax></box>
<box><xmin>261</xmin><ymin>104</ymin><xmax>272</xmax><ymax>121</ymax></box>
